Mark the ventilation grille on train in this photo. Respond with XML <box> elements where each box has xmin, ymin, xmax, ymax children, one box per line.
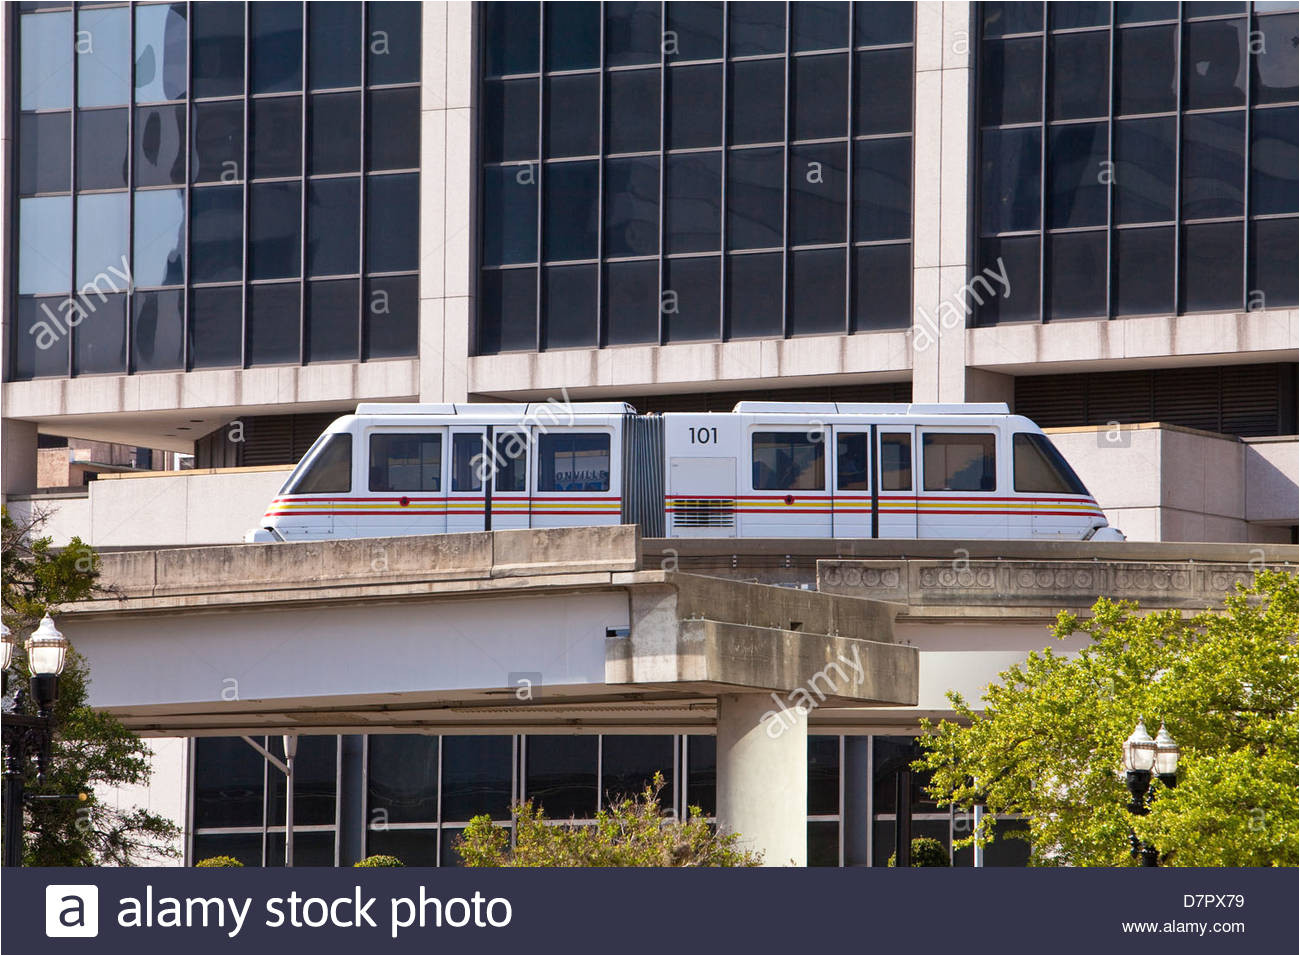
<box><xmin>672</xmin><ymin>499</ymin><xmax>737</xmax><ymax>528</ymax></box>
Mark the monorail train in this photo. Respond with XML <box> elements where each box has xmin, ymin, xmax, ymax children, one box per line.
<box><xmin>245</xmin><ymin>401</ymin><xmax>1124</xmax><ymax>543</ymax></box>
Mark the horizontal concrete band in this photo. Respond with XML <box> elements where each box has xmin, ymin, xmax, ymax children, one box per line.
<box><xmin>818</xmin><ymin>558</ymin><xmax>1296</xmax><ymax>616</ymax></box>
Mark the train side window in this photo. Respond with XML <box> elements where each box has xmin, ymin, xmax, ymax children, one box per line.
<box><xmin>836</xmin><ymin>433</ymin><xmax>869</xmax><ymax>491</ymax></box>
<box><xmin>494</xmin><ymin>432</ymin><xmax>528</xmax><ymax>492</ymax></box>
<box><xmin>537</xmin><ymin>433</ymin><xmax>610</xmax><ymax>492</ymax></box>
<box><xmin>879</xmin><ymin>433</ymin><xmax>912</xmax><ymax>491</ymax></box>
<box><xmin>288</xmin><ymin>433</ymin><xmax>352</xmax><ymax>494</ymax></box>
<box><xmin>370</xmin><ymin>433</ymin><xmax>441</xmax><ymax>492</ymax></box>
<box><xmin>1013</xmin><ymin>433</ymin><xmax>1089</xmax><ymax>495</ymax></box>
<box><xmin>752</xmin><ymin>431</ymin><xmax>825</xmax><ymax>491</ymax></box>
<box><xmin>452</xmin><ymin>434</ymin><xmax>484</xmax><ymax>492</ymax></box>
<box><xmin>922</xmin><ymin>433</ymin><xmax>997</xmax><ymax>492</ymax></box>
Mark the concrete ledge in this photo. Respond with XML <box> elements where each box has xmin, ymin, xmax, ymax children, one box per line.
<box><xmin>817</xmin><ymin>558</ymin><xmax>1297</xmax><ymax>617</ymax></box>
<box><xmin>607</xmin><ymin>620</ymin><xmax>918</xmax><ymax>706</ymax></box>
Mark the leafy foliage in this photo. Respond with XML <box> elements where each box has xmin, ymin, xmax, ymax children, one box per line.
<box><xmin>918</xmin><ymin>571</ymin><xmax>1298</xmax><ymax>867</ymax></box>
<box><xmin>2</xmin><ymin>506</ymin><xmax>181</xmax><ymax>866</ymax></box>
<box><xmin>354</xmin><ymin>854</ymin><xmax>405</xmax><ymax>867</ymax></box>
<box><xmin>195</xmin><ymin>855</ymin><xmax>244</xmax><ymax>868</ymax></box>
<box><xmin>887</xmin><ymin>836</ymin><xmax>950</xmax><ymax>867</ymax></box>
<box><xmin>456</xmin><ymin>773</ymin><xmax>762</xmax><ymax>867</ymax></box>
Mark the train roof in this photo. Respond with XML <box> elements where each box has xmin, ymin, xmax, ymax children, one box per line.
<box><xmin>354</xmin><ymin>401</ymin><xmax>636</xmax><ymax>416</ymax></box>
<box><xmin>730</xmin><ymin>402</ymin><xmax>1011</xmax><ymax>415</ymax></box>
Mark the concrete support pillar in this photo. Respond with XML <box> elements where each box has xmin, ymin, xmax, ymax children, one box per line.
<box><xmin>1</xmin><ymin>418</ymin><xmax>39</xmax><ymax>498</ymax></box>
<box><xmin>418</xmin><ymin>1</ymin><xmax>474</xmax><ymax>404</ymax></box>
<box><xmin>911</xmin><ymin>2</ymin><xmax>976</xmax><ymax>403</ymax></box>
<box><xmin>715</xmin><ymin>693</ymin><xmax>807</xmax><ymax>867</ymax></box>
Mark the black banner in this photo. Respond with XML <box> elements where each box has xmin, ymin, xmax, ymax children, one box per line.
<box><xmin>3</xmin><ymin>867</ymin><xmax>1296</xmax><ymax>956</ymax></box>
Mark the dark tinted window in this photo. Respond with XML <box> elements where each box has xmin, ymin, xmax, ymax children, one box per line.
<box><xmin>134</xmin><ymin>105</ymin><xmax>186</xmax><ymax>187</ymax></box>
<box><xmin>309</xmin><ymin>92</ymin><xmax>362</xmax><ymax>174</ymax></box>
<box><xmin>788</xmin><ymin>247</ymin><xmax>846</xmax><ymax>335</ymax></box>
<box><xmin>441</xmin><ymin>735</ymin><xmax>514</xmax><ymax>821</ymax></box>
<box><xmin>192</xmin><ymin>100</ymin><xmax>243</xmax><ymax>183</ymax></box>
<box><xmin>1114</xmin><ymin>117</ymin><xmax>1176</xmax><ymax>223</ymax></box>
<box><xmin>980</xmin><ymin>36</ymin><xmax>1042</xmax><ymax>126</ymax></box>
<box><xmin>729</xmin><ymin>1</ymin><xmax>785</xmax><ymax>56</ymax></box>
<box><xmin>663</xmin><ymin>256</ymin><xmax>721</xmax><ymax>342</ymax></box>
<box><xmin>1013</xmin><ymin>433</ymin><xmax>1090</xmax><ymax>494</ymax></box>
<box><xmin>666</xmin><ymin>152</ymin><xmax>722</xmax><ymax>253</ymax></box>
<box><xmin>879</xmin><ymin>433</ymin><xmax>912</xmax><ymax>491</ymax></box>
<box><xmin>192</xmin><ymin>1</ymin><xmax>245</xmax><ymax>98</ymax></box>
<box><xmin>250</xmin><ymin>1</ymin><xmax>302</xmax><ymax>95</ymax></box>
<box><xmin>726</xmin><ymin>252</ymin><xmax>783</xmax><ymax>338</ymax></box>
<box><xmin>365</xmin><ymin>174</ymin><xmax>419</xmax><ymax>272</ymax></box>
<box><xmin>452</xmin><ymin>433</ymin><xmax>485</xmax><ymax>492</ymax></box>
<box><xmin>855</xmin><ymin>48</ymin><xmax>912</xmax><ymax>135</ymax></box>
<box><xmin>543</xmin><ymin>264</ymin><xmax>597</xmax><ymax>348</ymax></box>
<box><xmin>366</xmin><ymin>88</ymin><xmax>420</xmax><ymax>170</ymax></box>
<box><xmin>478</xmin><ymin>267</ymin><xmax>538</xmax><ymax>353</ymax></box>
<box><xmin>544</xmin><ymin>162</ymin><xmax>599</xmax><ymax>261</ymax></box>
<box><xmin>292</xmin><ymin>433</ymin><xmax>354</xmax><ymax>494</ymax></box>
<box><xmin>493</xmin><ymin>433</ymin><xmax>528</xmax><ymax>492</ymax></box>
<box><xmin>367</xmin><ymin>2</ymin><xmax>422</xmax><ymax>84</ymax></box>
<box><xmin>190</xmin><ymin>185</ymin><xmax>244</xmax><ymax>283</ymax></box>
<box><xmin>836</xmin><ymin>433</ymin><xmax>869</xmax><ymax>491</ymax></box>
<box><xmin>752</xmin><ymin>431</ymin><xmax>826</xmax><ymax>490</ymax></box>
<box><xmin>363</xmin><ymin>274</ymin><xmax>418</xmax><ymax>358</ymax></box>
<box><xmin>853</xmin><ymin>243</ymin><xmax>911</xmax><ymax>331</ymax></box>
<box><xmin>728</xmin><ymin>148</ymin><xmax>784</xmax><ymax>250</ymax></box>
<box><xmin>19</xmin><ymin>112</ymin><xmax>69</xmax><ymax>194</ymax></box>
<box><xmin>249</xmin><ymin>181</ymin><xmax>302</xmax><ymax>280</ymax></box>
<box><xmin>526</xmin><ymin>736</ymin><xmax>598</xmax><ymax>819</ymax></box>
<box><xmin>853</xmin><ymin>138</ymin><xmax>910</xmax><ymax>241</ymax></box>
<box><xmin>73</xmin><ymin>293</ymin><xmax>127</xmax><ymax>374</ymax></box>
<box><xmin>77</xmin><ymin>109</ymin><xmax>128</xmax><ymax>191</ymax></box>
<box><xmin>545</xmin><ymin>74</ymin><xmax>599</xmax><ymax>158</ymax></box>
<box><xmin>604</xmin><ymin>259</ymin><xmax>660</xmax><ymax>345</ymax></box>
<box><xmin>728</xmin><ymin>58</ymin><xmax>785</xmax><ymax>145</ymax></box>
<box><xmin>306</xmin><ymin>279</ymin><xmax>359</xmax><ymax>363</ymax></box>
<box><xmin>189</xmin><ymin>286</ymin><xmax>243</xmax><ymax>368</ymax></box>
<box><xmin>601</xmin><ymin>735</ymin><xmax>674</xmax><ymax>811</ymax></box>
<box><xmin>194</xmin><ymin>737</ymin><xmax>264</xmax><ymax>829</ymax></box>
<box><xmin>482</xmin><ymin>166</ymin><xmax>538</xmax><ymax>266</ymax></box>
<box><xmin>922</xmin><ymin>433</ymin><xmax>997</xmax><ymax>492</ymax></box>
<box><xmin>537</xmin><ymin>433</ymin><xmax>611</xmax><ymax>492</ymax></box>
<box><xmin>132</xmin><ymin>290</ymin><xmax>185</xmax><ymax>371</ymax></box>
<box><xmin>247</xmin><ymin>282</ymin><xmax>300</xmax><ymax>364</ymax></box>
<box><xmin>250</xmin><ymin>96</ymin><xmax>302</xmax><ymax>179</ymax></box>
<box><xmin>790</xmin><ymin>143</ymin><xmax>848</xmax><ymax>246</ymax></box>
<box><xmin>981</xmin><ymin>127</ymin><xmax>1041</xmax><ymax>233</ymax></box>
<box><xmin>307</xmin><ymin>178</ymin><xmax>360</xmax><ymax>277</ymax></box>
<box><xmin>790</xmin><ymin>54</ymin><xmax>848</xmax><ymax>141</ymax></box>
<box><xmin>369</xmin><ymin>433</ymin><xmax>440</xmax><ymax>492</ymax></box>
<box><xmin>309</xmin><ymin>2</ymin><xmax>361</xmax><ymax>90</ymax></box>
<box><xmin>1113</xmin><ymin>226</ymin><xmax>1174</xmax><ymax>315</ymax></box>
<box><xmin>667</xmin><ymin>2</ymin><xmax>724</xmax><ymax>60</ymax></box>
<box><xmin>546</xmin><ymin>1</ymin><xmax>600</xmax><ymax>71</ymax></box>
<box><xmin>1046</xmin><ymin>231</ymin><xmax>1107</xmax><ymax>320</ymax></box>
<box><xmin>366</xmin><ymin>735</ymin><xmax>437</xmax><ymax>823</ymax></box>
<box><xmin>605</xmin><ymin>1</ymin><xmax>661</xmax><ymax>66</ymax></box>
<box><xmin>667</xmin><ymin>64</ymin><xmax>723</xmax><ymax>149</ymax></box>
<box><xmin>604</xmin><ymin>156</ymin><xmax>659</xmax><ymax>258</ymax></box>
<box><xmin>605</xmin><ymin>70</ymin><xmax>660</xmax><ymax>153</ymax></box>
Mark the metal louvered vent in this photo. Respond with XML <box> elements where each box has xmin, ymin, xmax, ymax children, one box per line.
<box><xmin>672</xmin><ymin>499</ymin><xmax>737</xmax><ymax>528</ymax></box>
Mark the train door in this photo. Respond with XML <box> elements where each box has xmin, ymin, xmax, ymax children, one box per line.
<box><xmin>357</xmin><ymin>428</ymin><xmax>448</xmax><ymax>538</ymax></box>
<box><xmin>743</xmin><ymin>424</ymin><xmax>833</xmax><ymax>538</ymax></box>
<box><xmin>531</xmin><ymin>425</ymin><xmax>620</xmax><ymax>527</ymax></box>
<box><xmin>447</xmin><ymin>426</ymin><xmax>490</xmax><ymax>533</ymax></box>
<box><xmin>916</xmin><ymin>426</ymin><xmax>1008</xmax><ymax>539</ymax></box>
<box><xmin>489</xmin><ymin>429</ymin><xmax>531</xmax><ymax>530</ymax></box>
<box><xmin>831</xmin><ymin>427</ymin><xmax>872</xmax><ymax>538</ymax></box>
<box><xmin>876</xmin><ymin>427</ymin><xmax>917</xmax><ymax>538</ymax></box>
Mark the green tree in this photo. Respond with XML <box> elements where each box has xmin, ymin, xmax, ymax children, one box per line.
<box><xmin>2</xmin><ymin>506</ymin><xmax>181</xmax><ymax>866</ymax></box>
<box><xmin>456</xmin><ymin>773</ymin><xmax>762</xmax><ymax>867</ymax></box>
<box><xmin>917</xmin><ymin>570</ymin><xmax>1298</xmax><ymax>867</ymax></box>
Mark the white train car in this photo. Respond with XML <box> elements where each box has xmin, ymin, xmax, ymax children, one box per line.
<box><xmin>246</xmin><ymin>401</ymin><xmax>1123</xmax><ymax>543</ymax></box>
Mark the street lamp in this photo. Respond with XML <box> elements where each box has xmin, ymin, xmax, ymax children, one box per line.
<box><xmin>1122</xmin><ymin>718</ymin><xmax>1179</xmax><ymax>867</ymax></box>
<box><xmin>2</xmin><ymin>613</ymin><xmax>70</xmax><ymax>867</ymax></box>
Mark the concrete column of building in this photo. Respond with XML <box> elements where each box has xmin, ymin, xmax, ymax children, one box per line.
<box><xmin>911</xmin><ymin>2</ymin><xmax>976</xmax><ymax>404</ymax></box>
<box><xmin>1</xmin><ymin>418</ymin><xmax>39</xmax><ymax>499</ymax></box>
<box><xmin>419</xmin><ymin>2</ymin><xmax>475</xmax><ymax>404</ymax></box>
<box><xmin>715</xmin><ymin>693</ymin><xmax>808</xmax><ymax>867</ymax></box>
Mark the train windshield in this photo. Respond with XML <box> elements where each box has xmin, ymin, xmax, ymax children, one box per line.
<box><xmin>285</xmin><ymin>433</ymin><xmax>353</xmax><ymax>495</ymax></box>
<box><xmin>1013</xmin><ymin>433</ymin><xmax>1089</xmax><ymax>495</ymax></box>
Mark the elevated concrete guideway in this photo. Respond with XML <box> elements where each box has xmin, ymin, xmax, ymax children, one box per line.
<box><xmin>61</xmin><ymin>525</ymin><xmax>921</xmax><ymax>867</ymax></box>
<box><xmin>54</xmin><ymin>527</ymin><xmax>1293</xmax><ymax>865</ymax></box>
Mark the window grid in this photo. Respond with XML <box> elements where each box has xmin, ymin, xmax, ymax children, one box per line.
<box><xmin>7</xmin><ymin>1</ymin><xmax>421</xmax><ymax>382</ymax></box>
<box><xmin>477</xmin><ymin>1</ymin><xmax>916</xmax><ymax>355</ymax></box>
<box><xmin>191</xmin><ymin>730</ymin><xmax>1023</xmax><ymax>867</ymax></box>
<box><xmin>975</xmin><ymin>1</ymin><xmax>1299</xmax><ymax>325</ymax></box>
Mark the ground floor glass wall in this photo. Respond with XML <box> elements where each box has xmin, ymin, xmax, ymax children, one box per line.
<box><xmin>190</xmin><ymin>732</ymin><xmax>1029</xmax><ymax>867</ymax></box>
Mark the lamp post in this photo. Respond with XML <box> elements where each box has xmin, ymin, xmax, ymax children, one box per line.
<box><xmin>2</xmin><ymin>614</ymin><xmax>70</xmax><ymax>867</ymax></box>
<box><xmin>1122</xmin><ymin>718</ymin><xmax>1180</xmax><ymax>867</ymax></box>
